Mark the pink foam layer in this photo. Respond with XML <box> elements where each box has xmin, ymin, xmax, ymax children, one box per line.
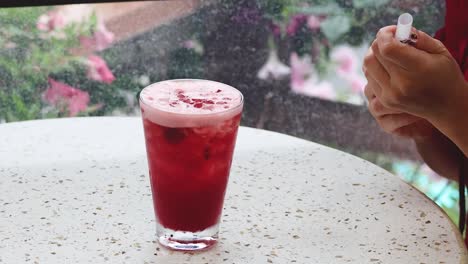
<box><xmin>140</xmin><ymin>79</ymin><xmax>243</xmax><ymax>128</ymax></box>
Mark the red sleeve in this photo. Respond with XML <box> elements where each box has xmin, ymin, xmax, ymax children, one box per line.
<box><xmin>434</xmin><ymin>0</ymin><xmax>468</xmax><ymax>80</ymax></box>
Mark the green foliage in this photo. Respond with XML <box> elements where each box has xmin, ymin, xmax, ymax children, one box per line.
<box><xmin>258</xmin><ymin>0</ymin><xmax>287</xmax><ymax>21</ymax></box>
<box><xmin>320</xmin><ymin>14</ymin><xmax>351</xmax><ymax>43</ymax></box>
<box><xmin>166</xmin><ymin>48</ymin><xmax>204</xmax><ymax>80</ymax></box>
<box><xmin>253</xmin><ymin>0</ymin><xmax>443</xmax><ymax>83</ymax></box>
<box><xmin>290</xmin><ymin>24</ymin><xmax>314</xmax><ymax>56</ymax></box>
<box><xmin>0</xmin><ymin>7</ymin><xmax>49</xmax><ymax>25</ymax></box>
<box><xmin>0</xmin><ymin>8</ymin><xmax>78</xmax><ymax>121</ymax></box>
<box><xmin>268</xmin><ymin>0</ymin><xmax>441</xmax><ymax>47</ymax></box>
<box><xmin>292</xmin><ymin>2</ymin><xmax>341</xmax><ymax>16</ymax></box>
<box><xmin>0</xmin><ymin>7</ymin><xmax>137</xmax><ymax>122</ymax></box>
<box><xmin>353</xmin><ymin>0</ymin><xmax>390</xmax><ymax>9</ymax></box>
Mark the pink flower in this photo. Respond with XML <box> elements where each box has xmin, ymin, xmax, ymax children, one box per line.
<box><xmin>182</xmin><ymin>39</ymin><xmax>203</xmax><ymax>54</ymax></box>
<box><xmin>330</xmin><ymin>45</ymin><xmax>358</xmax><ymax>76</ymax></box>
<box><xmin>287</xmin><ymin>14</ymin><xmax>308</xmax><ymax>36</ymax></box>
<box><xmin>183</xmin><ymin>40</ymin><xmax>196</xmax><ymax>49</ymax></box>
<box><xmin>345</xmin><ymin>74</ymin><xmax>367</xmax><ymax>93</ymax></box>
<box><xmin>269</xmin><ymin>22</ymin><xmax>281</xmax><ymax>37</ymax></box>
<box><xmin>290</xmin><ymin>52</ymin><xmax>314</xmax><ymax>92</ymax></box>
<box><xmin>80</xmin><ymin>22</ymin><xmax>114</xmax><ymax>52</ymax></box>
<box><xmin>301</xmin><ymin>80</ymin><xmax>337</xmax><ymax>100</ymax></box>
<box><xmin>289</xmin><ymin>52</ymin><xmax>337</xmax><ymax>101</ymax></box>
<box><xmin>37</xmin><ymin>12</ymin><xmax>65</xmax><ymax>32</ymax></box>
<box><xmin>307</xmin><ymin>15</ymin><xmax>322</xmax><ymax>30</ymax></box>
<box><xmin>86</xmin><ymin>55</ymin><xmax>115</xmax><ymax>84</ymax></box>
<box><xmin>43</xmin><ymin>78</ymin><xmax>89</xmax><ymax>116</ymax></box>
<box><xmin>94</xmin><ymin>23</ymin><xmax>114</xmax><ymax>51</ymax></box>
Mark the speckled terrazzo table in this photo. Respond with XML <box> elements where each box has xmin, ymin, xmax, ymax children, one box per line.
<box><xmin>0</xmin><ymin>117</ymin><xmax>466</xmax><ymax>264</ymax></box>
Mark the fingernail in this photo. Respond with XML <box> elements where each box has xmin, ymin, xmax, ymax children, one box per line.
<box><xmin>406</xmin><ymin>31</ymin><xmax>418</xmax><ymax>46</ymax></box>
<box><xmin>400</xmin><ymin>30</ymin><xmax>418</xmax><ymax>45</ymax></box>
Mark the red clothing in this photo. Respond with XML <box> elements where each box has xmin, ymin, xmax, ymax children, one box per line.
<box><xmin>434</xmin><ymin>0</ymin><xmax>468</xmax><ymax>248</ymax></box>
<box><xmin>434</xmin><ymin>0</ymin><xmax>468</xmax><ymax>81</ymax></box>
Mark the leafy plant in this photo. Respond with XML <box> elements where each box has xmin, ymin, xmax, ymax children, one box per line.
<box><xmin>0</xmin><ymin>6</ymin><xmax>138</xmax><ymax>122</ymax></box>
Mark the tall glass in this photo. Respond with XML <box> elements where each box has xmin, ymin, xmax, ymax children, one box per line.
<box><xmin>139</xmin><ymin>79</ymin><xmax>243</xmax><ymax>251</ymax></box>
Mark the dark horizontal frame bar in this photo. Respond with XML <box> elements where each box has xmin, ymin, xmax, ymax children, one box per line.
<box><xmin>0</xmin><ymin>0</ymin><xmax>152</xmax><ymax>8</ymax></box>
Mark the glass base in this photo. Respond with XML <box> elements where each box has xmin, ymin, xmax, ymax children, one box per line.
<box><xmin>157</xmin><ymin>223</ymin><xmax>219</xmax><ymax>251</ymax></box>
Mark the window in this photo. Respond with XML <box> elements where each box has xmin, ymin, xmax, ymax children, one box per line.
<box><xmin>1</xmin><ymin>0</ymin><xmax>459</xmax><ymax>223</ymax></box>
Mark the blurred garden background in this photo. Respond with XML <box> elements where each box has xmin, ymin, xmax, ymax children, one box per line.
<box><xmin>0</xmin><ymin>0</ymin><xmax>464</xmax><ymax>228</ymax></box>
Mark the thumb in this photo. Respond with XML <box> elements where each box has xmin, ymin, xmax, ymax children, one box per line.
<box><xmin>412</xmin><ymin>29</ymin><xmax>448</xmax><ymax>55</ymax></box>
<box><xmin>376</xmin><ymin>26</ymin><xmax>424</xmax><ymax>69</ymax></box>
<box><xmin>376</xmin><ymin>26</ymin><xmax>448</xmax><ymax>69</ymax></box>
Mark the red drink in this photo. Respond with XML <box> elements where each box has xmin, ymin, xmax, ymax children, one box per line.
<box><xmin>139</xmin><ymin>79</ymin><xmax>243</xmax><ymax>251</ymax></box>
<box><xmin>142</xmin><ymin>115</ymin><xmax>241</xmax><ymax>232</ymax></box>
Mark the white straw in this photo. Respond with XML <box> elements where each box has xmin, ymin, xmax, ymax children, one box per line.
<box><xmin>395</xmin><ymin>13</ymin><xmax>413</xmax><ymax>41</ymax></box>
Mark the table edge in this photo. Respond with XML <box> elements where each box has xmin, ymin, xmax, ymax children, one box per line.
<box><xmin>2</xmin><ymin>116</ymin><xmax>466</xmax><ymax>260</ymax></box>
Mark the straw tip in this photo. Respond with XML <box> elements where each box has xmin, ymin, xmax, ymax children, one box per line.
<box><xmin>396</xmin><ymin>13</ymin><xmax>413</xmax><ymax>41</ymax></box>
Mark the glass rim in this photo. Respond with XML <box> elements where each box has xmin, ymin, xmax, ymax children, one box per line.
<box><xmin>139</xmin><ymin>78</ymin><xmax>244</xmax><ymax>116</ymax></box>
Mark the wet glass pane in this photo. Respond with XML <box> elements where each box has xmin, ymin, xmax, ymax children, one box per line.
<box><xmin>1</xmin><ymin>1</ymin><xmax>460</xmax><ymax>223</ymax></box>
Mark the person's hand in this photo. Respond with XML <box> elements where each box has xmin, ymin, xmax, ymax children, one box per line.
<box><xmin>364</xmin><ymin>76</ymin><xmax>437</xmax><ymax>141</ymax></box>
<box><xmin>362</xmin><ymin>25</ymin><xmax>468</xmax><ymax>124</ymax></box>
<box><xmin>364</xmin><ymin>71</ymin><xmax>463</xmax><ymax>181</ymax></box>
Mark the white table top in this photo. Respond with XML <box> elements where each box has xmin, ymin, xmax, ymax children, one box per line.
<box><xmin>0</xmin><ymin>117</ymin><xmax>466</xmax><ymax>264</ymax></box>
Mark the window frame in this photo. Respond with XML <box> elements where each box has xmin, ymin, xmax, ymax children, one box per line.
<box><xmin>0</xmin><ymin>0</ymin><xmax>149</xmax><ymax>8</ymax></box>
